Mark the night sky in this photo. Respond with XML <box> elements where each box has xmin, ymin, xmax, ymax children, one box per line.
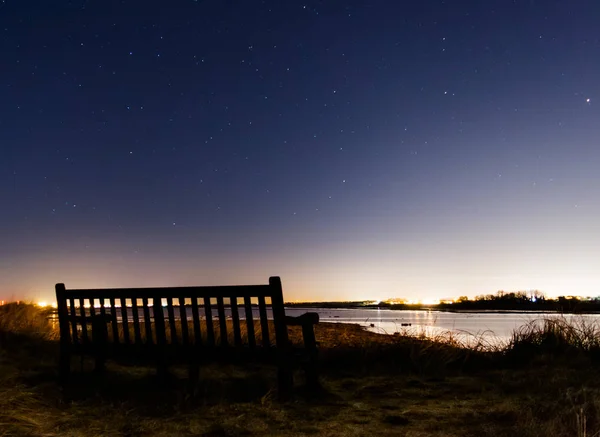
<box><xmin>2</xmin><ymin>1</ymin><xmax>599</xmax><ymax>303</ymax></box>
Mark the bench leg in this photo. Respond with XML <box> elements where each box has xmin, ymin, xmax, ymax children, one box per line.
<box><xmin>303</xmin><ymin>360</ymin><xmax>320</xmax><ymax>393</ymax></box>
<box><xmin>301</xmin><ymin>323</ymin><xmax>320</xmax><ymax>392</ymax></box>
<box><xmin>277</xmin><ymin>365</ymin><xmax>293</xmax><ymax>401</ymax></box>
<box><xmin>156</xmin><ymin>354</ymin><xmax>169</xmax><ymax>381</ymax></box>
<box><xmin>157</xmin><ymin>365</ymin><xmax>168</xmax><ymax>380</ymax></box>
<box><xmin>59</xmin><ymin>349</ymin><xmax>71</xmax><ymax>384</ymax></box>
<box><xmin>92</xmin><ymin>318</ymin><xmax>108</xmax><ymax>376</ymax></box>
<box><xmin>94</xmin><ymin>354</ymin><xmax>106</xmax><ymax>375</ymax></box>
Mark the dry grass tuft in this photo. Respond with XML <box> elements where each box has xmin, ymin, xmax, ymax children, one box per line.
<box><xmin>0</xmin><ymin>302</ymin><xmax>57</xmax><ymax>340</ymax></box>
<box><xmin>506</xmin><ymin>316</ymin><xmax>600</xmax><ymax>366</ymax></box>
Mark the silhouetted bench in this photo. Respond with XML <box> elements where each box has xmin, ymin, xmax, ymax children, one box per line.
<box><xmin>55</xmin><ymin>276</ymin><xmax>319</xmax><ymax>398</ymax></box>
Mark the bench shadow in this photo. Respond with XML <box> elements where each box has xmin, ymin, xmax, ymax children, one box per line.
<box><xmin>5</xmin><ymin>333</ymin><xmax>331</xmax><ymax>414</ymax></box>
<box><xmin>61</xmin><ymin>366</ymin><xmax>276</xmax><ymax>406</ymax></box>
<box><xmin>32</xmin><ymin>366</ymin><xmax>331</xmax><ymax>414</ymax></box>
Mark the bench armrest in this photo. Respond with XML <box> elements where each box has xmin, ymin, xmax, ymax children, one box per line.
<box><xmin>285</xmin><ymin>312</ymin><xmax>319</xmax><ymax>326</ymax></box>
<box><xmin>285</xmin><ymin>312</ymin><xmax>319</xmax><ymax>352</ymax></box>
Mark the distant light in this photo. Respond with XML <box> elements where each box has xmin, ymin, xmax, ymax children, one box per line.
<box><xmin>587</xmin><ymin>98</ymin><xmax>591</xmax><ymax>103</ymax></box>
<box><xmin>37</xmin><ymin>301</ymin><xmax>49</xmax><ymax>307</ymax></box>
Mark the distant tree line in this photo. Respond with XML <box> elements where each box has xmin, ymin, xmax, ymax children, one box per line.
<box><xmin>286</xmin><ymin>291</ymin><xmax>600</xmax><ymax>313</ymax></box>
<box><xmin>438</xmin><ymin>290</ymin><xmax>600</xmax><ymax>313</ymax></box>
<box><xmin>285</xmin><ymin>301</ymin><xmax>370</xmax><ymax>309</ymax></box>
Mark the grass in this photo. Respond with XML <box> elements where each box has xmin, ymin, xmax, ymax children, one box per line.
<box><xmin>1</xmin><ymin>303</ymin><xmax>600</xmax><ymax>436</ymax></box>
<box><xmin>506</xmin><ymin>317</ymin><xmax>600</xmax><ymax>364</ymax></box>
<box><xmin>0</xmin><ymin>302</ymin><xmax>56</xmax><ymax>340</ymax></box>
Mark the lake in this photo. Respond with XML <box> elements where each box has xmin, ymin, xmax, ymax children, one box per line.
<box><xmin>70</xmin><ymin>305</ymin><xmax>600</xmax><ymax>347</ymax></box>
<box><xmin>285</xmin><ymin>307</ymin><xmax>600</xmax><ymax>346</ymax></box>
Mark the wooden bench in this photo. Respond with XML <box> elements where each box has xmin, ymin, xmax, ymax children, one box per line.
<box><xmin>55</xmin><ymin>276</ymin><xmax>319</xmax><ymax>398</ymax></box>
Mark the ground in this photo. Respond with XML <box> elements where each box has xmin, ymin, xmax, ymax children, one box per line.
<box><xmin>1</xmin><ymin>305</ymin><xmax>599</xmax><ymax>436</ymax></box>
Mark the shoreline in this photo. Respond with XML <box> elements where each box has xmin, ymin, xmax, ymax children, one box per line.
<box><xmin>286</xmin><ymin>306</ymin><xmax>600</xmax><ymax>315</ymax></box>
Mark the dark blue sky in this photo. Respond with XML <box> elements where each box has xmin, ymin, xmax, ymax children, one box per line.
<box><xmin>2</xmin><ymin>1</ymin><xmax>599</xmax><ymax>302</ymax></box>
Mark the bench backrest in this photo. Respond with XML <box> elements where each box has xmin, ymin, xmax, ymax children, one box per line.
<box><xmin>55</xmin><ymin>276</ymin><xmax>289</xmax><ymax>350</ymax></box>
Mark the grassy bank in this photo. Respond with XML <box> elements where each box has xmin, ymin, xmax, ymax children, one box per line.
<box><xmin>1</xmin><ymin>303</ymin><xmax>600</xmax><ymax>436</ymax></box>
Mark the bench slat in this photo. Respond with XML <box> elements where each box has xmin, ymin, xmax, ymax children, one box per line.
<box><xmin>99</xmin><ymin>298</ymin><xmax>106</xmax><ymax>317</ymax></box>
<box><xmin>244</xmin><ymin>296</ymin><xmax>256</xmax><ymax>349</ymax></box>
<box><xmin>217</xmin><ymin>296</ymin><xmax>228</xmax><ymax>347</ymax></box>
<box><xmin>191</xmin><ymin>297</ymin><xmax>202</xmax><ymax>346</ymax></box>
<box><xmin>79</xmin><ymin>297</ymin><xmax>88</xmax><ymax>343</ymax></box>
<box><xmin>109</xmin><ymin>298</ymin><xmax>119</xmax><ymax>345</ymax></box>
<box><xmin>204</xmin><ymin>297</ymin><xmax>215</xmax><ymax>347</ymax></box>
<box><xmin>142</xmin><ymin>297</ymin><xmax>153</xmax><ymax>344</ymax></box>
<box><xmin>99</xmin><ymin>299</ymin><xmax>107</xmax><ymax>339</ymax></box>
<box><xmin>120</xmin><ymin>297</ymin><xmax>130</xmax><ymax>345</ymax></box>
<box><xmin>230</xmin><ymin>297</ymin><xmax>242</xmax><ymax>346</ymax></box>
<box><xmin>166</xmin><ymin>297</ymin><xmax>177</xmax><ymax>345</ymax></box>
<box><xmin>258</xmin><ymin>295</ymin><xmax>270</xmax><ymax>348</ymax></box>
<box><xmin>89</xmin><ymin>299</ymin><xmax>97</xmax><ymax>344</ymax></box>
<box><xmin>179</xmin><ymin>297</ymin><xmax>189</xmax><ymax>345</ymax></box>
<box><xmin>89</xmin><ymin>298</ymin><xmax>96</xmax><ymax>316</ymax></box>
<box><xmin>153</xmin><ymin>297</ymin><xmax>167</xmax><ymax>347</ymax></box>
<box><xmin>131</xmin><ymin>298</ymin><xmax>142</xmax><ymax>344</ymax></box>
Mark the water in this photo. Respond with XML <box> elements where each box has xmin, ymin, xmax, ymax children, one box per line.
<box><xmin>69</xmin><ymin>306</ymin><xmax>600</xmax><ymax>346</ymax></box>
<box><xmin>285</xmin><ymin>307</ymin><xmax>600</xmax><ymax>346</ymax></box>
